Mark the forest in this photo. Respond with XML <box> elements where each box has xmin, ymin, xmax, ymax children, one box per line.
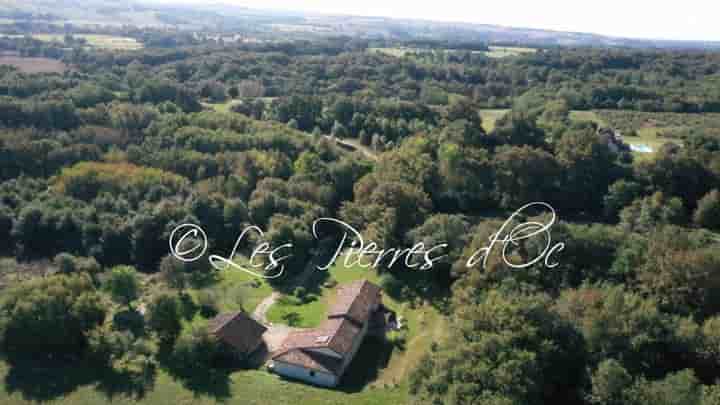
<box><xmin>1</xmin><ymin>27</ymin><xmax>720</xmax><ymax>405</ymax></box>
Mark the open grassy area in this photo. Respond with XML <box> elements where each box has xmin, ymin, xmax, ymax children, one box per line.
<box><xmin>266</xmin><ymin>293</ymin><xmax>328</xmax><ymax>328</ymax></box>
<box><xmin>1</xmin><ymin>34</ymin><xmax>142</xmax><ymax>50</ymax></box>
<box><xmin>202</xmin><ymin>100</ymin><xmax>240</xmax><ymax>113</ymax></box>
<box><xmin>0</xmin><ymin>54</ymin><xmax>67</xmax><ymax>74</ymax></box>
<box><xmin>569</xmin><ymin>109</ymin><xmax>691</xmax><ymax>156</ymax></box>
<box><xmin>485</xmin><ymin>46</ymin><xmax>537</xmax><ymax>58</ymax></box>
<box><xmin>209</xmin><ymin>266</ymin><xmax>274</xmax><ymax>313</ymax></box>
<box><xmin>0</xmin><ymin>361</ymin><xmax>407</xmax><ymax>405</ymax></box>
<box><xmin>478</xmin><ymin>108</ymin><xmax>509</xmax><ymax>132</ymax></box>
<box><xmin>368</xmin><ymin>45</ymin><xmax>536</xmax><ymax>59</ymax></box>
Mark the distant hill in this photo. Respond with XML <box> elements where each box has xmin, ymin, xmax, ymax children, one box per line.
<box><xmin>2</xmin><ymin>0</ymin><xmax>719</xmax><ymax>50</ymax></box>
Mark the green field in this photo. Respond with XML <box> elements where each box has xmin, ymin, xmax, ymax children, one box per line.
<box><xmin>485</xmin><ymin>46</ymin><xmax>537</xmax><ymax>58</ymax></box>
<box><xmin>206</xmin><ymin>266</ymin><xmax>274</xmax><ymax>313</ymax></box>
<box><xmin>368</xmin><ymin>45</ymin><xmax>536</xmax><ymax>59</ymax></box>
<box><xmin>2</xmin><ymin>34</ymin><xmax>143</xmax><ymax>50</ymax></box>
<box><xmin>0</xmin><ymin>362</ymin><xmax>407</xmax><ymax>405</ymax></box>
<box><xmin>478</xmin><ymin>108</ymin><xmax>510</xmax><ymax>132</ymax></box>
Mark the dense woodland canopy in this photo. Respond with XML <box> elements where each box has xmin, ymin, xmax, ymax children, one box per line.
<box><xmin>1</xmin><ymin>32</ymin><xmax>720</xmax><ymax>405</ymax></box>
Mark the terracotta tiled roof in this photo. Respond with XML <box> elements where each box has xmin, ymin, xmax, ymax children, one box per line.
<box><xmin>275</xmin><ymin>317</ymin><xmax>360</xmax><ymax>357</ymax></box>
<box><xmin>271</xmin><ymin>280</ymin><xmax>382</xmax><ymax>377</ymax></box>
<box><xmin>327</xmin><ymin>279</ymin><xmax>381</xmax><ymax>325</ymax></box>
<box><xmin>273</xmin><ymin>348</ymin><xmax>344</xmax><ymax>375</ymax></box>
<box><xmin>209</xmin><ymin>311</ymin><xmax>267</xmax><ymax>354</ymax></box>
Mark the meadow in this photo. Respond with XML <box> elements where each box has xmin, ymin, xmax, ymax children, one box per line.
<box><xmin>0</xmin><ymin>54</ymin><xmax>67</xmax><ymax>73</ymax></box>
<box><xmin>368</xmin><ymin>45</ymin><xmax>536</xmax><ymax>58</ymax></box>
<box><xmin>1</xmin><ymin>34</ymin><xmax>142</xmax><ymax>50</ymax></box>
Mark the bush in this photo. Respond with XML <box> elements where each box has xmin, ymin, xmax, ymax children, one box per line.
<box><xmin>0</xmin><ymin>274</ymin><xmax>106</xmax><ymax>354</ymax></box>
<box><xmin>293</xmin><ymin>286</ymin><xmax>308</xmax><ymax>302</ymax></box>
<box><xmin>147</xmin><ymin>292</ymin><xmax>183</xmax><ymax>342</ymax></box>
<box><xmin>168</xmin><ymin>323</ymin><xmax>233</xmax><ymax>373</ymax></box>
<box><xmin>197</xmin><ymin>290</ymin><xmax>219</xmax><ymax>318</ymax></box>
<box><xmin>693</xmin><ymin>190</ymin><xmax>720</xmax><ymax>230</ymax></box>
<box><xmin>104</xmin><ymin>265</ymin><xmax>141</xmax><ymax>307</ymax></box>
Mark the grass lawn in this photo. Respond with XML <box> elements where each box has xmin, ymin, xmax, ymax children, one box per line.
<box><xmin>0</xmin><ymin>362</ymin><xmax>407</xmax><ymax>405</ymax></box>
<box><xmin>266</xmin><ymin>293</ymin><xmax>328</xmax><ymax>328</ymax></box>
<box><xmin>203</xmin><ymin>265</ymin><xmax>274</xmax><ymax>314</ymax></box>
<box><xmin>478</xmin><ymin>108</ymin><xmax>509</xmax><ymax>132</ymax></box>
<box><xmin>202</xmin><ymin>100</ymin><xmax>240</xmax><ymax>113</ymax></box>
<box><xmin>369</xmin><ymin>46</ymin><xmax>536</xmax><ymax>59</ymax></box>
<box><xmin>569</xmin><ymin>110</ymin><xmax>607</xmax><ymax>127</ymax></box>
<box><xmin>486</xmin><ymin>46</ymin><xmax>537</xmax><ymax>58</ymax></box>
<box><xmin>40</xmin><ymin>34</ymin><xmax>142</xmax><ymax>50</ymax></box>
<box><xmin>1</xmin><ymin>34</ymin><xmax>143</xmax><ymax>50</ymax></box>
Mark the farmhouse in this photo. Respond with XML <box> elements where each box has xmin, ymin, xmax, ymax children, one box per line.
<box><xmin>269</xmin><ymin>279</ymin><xmax>391</xmax><ymax>387</ymax></box>
<box><xmin>208</xmin><ymin>310</ymin><xmax>267</xmax><ymax>358</ymax></box>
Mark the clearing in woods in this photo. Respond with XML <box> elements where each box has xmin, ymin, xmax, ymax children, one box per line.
<box><xmin>0</xmin><ymin>53</ymin><xmax>67</xmax><ymax>73</ymax></box>
<box><xmin>1</xmin><ymin>34</ymin><xmax>143</xmax><ymax>50</ymax></box>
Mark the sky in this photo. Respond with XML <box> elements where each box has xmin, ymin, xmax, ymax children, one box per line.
<box><xmin>151</xmin><ymin>0</ymin><xmax>720</xmax><ymax>42</ymax></box>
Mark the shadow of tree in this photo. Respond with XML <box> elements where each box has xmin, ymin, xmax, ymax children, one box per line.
<box><xmin>338</xmin><ymin>337</ymin><xmax>394</xmax><ymax>393</ymax></box>
<box><xmin>3</xmin><ymin>353</ymin><xmax>156</xmax><ymax>402</ymax></box>
<box><xmin>156</xmin><ymin>343</ymin><xmax>233</xmax><ymax>401</ymax></box>
<box><xmin>95</xmin><ymin>364</ymin><xmax>157</xmax><ymax>400</ymax></box>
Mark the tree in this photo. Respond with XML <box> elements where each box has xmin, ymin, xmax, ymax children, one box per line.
<box><xmin>604</xmin><ymin>180</ymin><xmax>645</xmax><ymax>222</ymax></box>
<box><xmin>293</xmin><ymin>151</ymin><xmax>328</xmax><ymax>182</ymax></box>
<box><xmin>555</xmin><ymin>127</ymin><xmax>624</xmax><ymax>215</ymax></box>
<box><xmin>493</xmin><ymin>111</ymin><xmax>546</xmax><ymax>148</ymax></box>
<box><xmin>493</xmin><ymin>145</ymin><xmax>560</xmax><ymax>209</ymax></box>
<box><xmin>0</xmin><ymin>204</ymin><xmax>13</xmax><ymax>253</ymax></box>
<box><xmin>693</xmin><ymin>189</ymin><xmax>720</xmax><ymax>230</ymax></box>
<box><xmin>620</xmin><ymin>192</ymin><xmax>686</xmax><ymax>232</ymax></box>
<box><xmin>0</xmin><ymin>274</ymin><xmax>106</xmax><ymax>354</ymax></box>
<box><xmin>637</xmin><ymin>150</ymin><xmax>715</xmax><ymax>211</ymax></box>
<box><xmin>411</xmin><ymin>289</ymin><xmax>586</xmax><ymax>405</ymax></box>
<box><xmin>331</xmin><ymin>120</ymin><xmax>348</xmax><ymax>138</ymax></box>
<box><xmin>589</xmin><ymin>359</ymin><xmax>633</xmax><ymax>405</ymax></box>
<box><xmin>105</xmin><ymin>266</ymin><xmax>141</xmax><ymax>307</ymax></box>
<box><xmin>147</xmin><ymin>293</ymin><xmax>183</xmax><ymax>342</ymax></box>
<box><xmin>168</xmin><ymin>322</ymin><xmax>233</xmax><ymax>374</ymax></box>
<box><xmin>627</xmin><ymin>370</ymin><xmax>703</xmax><ymax>405</ymax></box>
<box><xmin>359</xmin><ymin>129</ymin><xmax>371</xmax><ymax>146</ymax></box>
<box><xmin>446</xmin><ymin>98</ymin><xmax>482</xmax><ymax>127</ymax></box>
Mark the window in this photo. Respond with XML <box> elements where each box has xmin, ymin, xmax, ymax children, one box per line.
<box><xmin>309</xmin><ymin>371</ymin><xmax>316</xmax><ymax>377</ymax></box>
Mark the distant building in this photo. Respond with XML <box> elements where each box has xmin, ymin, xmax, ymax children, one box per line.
<box><xmin>269</xmin><ymin>279</ymin><xmax>392</xmax><ymax>387</ymax></box>
<box><xmin>208</xmin><ymin>311</ymin><xmax>267</xmax><ymax>358</ymax></box>
<box><xmin>597</xmin><ymin>127</ymin><xmax>630</xmax><ymax>153</ymax></box>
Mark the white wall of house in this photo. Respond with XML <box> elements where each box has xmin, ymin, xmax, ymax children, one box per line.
<box><xmin>272</xmin><ymin>360</ymin><xmax>338</xmax><ymax>387</ymax></box>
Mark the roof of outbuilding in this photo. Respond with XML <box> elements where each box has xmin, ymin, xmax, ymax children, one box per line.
<box><xmin>209</xmin><ymin>311</ymin><xmax>267</xmax><ymax>354</ymax></box>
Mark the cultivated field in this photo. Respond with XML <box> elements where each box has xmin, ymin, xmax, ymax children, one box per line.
<box><xmin>368</xmin><ymin>45</ymin><xmax>536</xmax><ymax>58</ymax></box>
<box><xmin>1</xmin><ymin>34</ymin><xmax>143</xmax><ymax>50</ymax></box>
<box><xmin>485</xmin><ymin>45</ymin><xmax>537</xmax><ymax>57</ymax></box>
<box><xmin>0</xmin><ymin>54</ymin><xmax>67</xmax><ymax>73</ymax></box>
